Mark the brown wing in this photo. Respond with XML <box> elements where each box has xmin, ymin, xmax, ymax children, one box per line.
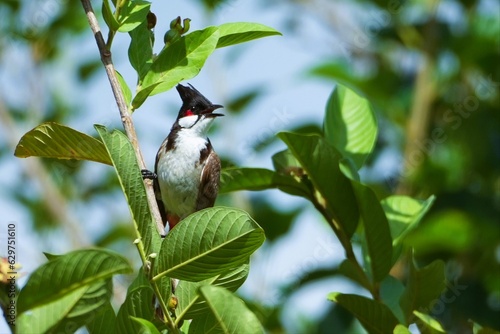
<box><xmin>154</xmin><ymin>137</ymin><xmax>169</xmax><ymax>225</ymax></box>
<box><xmin>196</xmin><ymin>150</ymin><xmax>221</xmax><ymax>211</ymax></box>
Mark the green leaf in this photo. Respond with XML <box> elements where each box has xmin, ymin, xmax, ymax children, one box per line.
<box><xmin>345</xmin><ymin>176</ymin><xmax>393</xmax><ymax>283</ymax></box>
<box><xmin>380</xmin><ymin>276</ymin><xmax>406</xmax><ymax>324</ymax></box>
<box><xmin>393</xmin><ymin>324</ymin><xmax>411</xmax><ymax>334</ymax></box>
<box><xmin>324</xmin><ymin>84</ymin><xmax>377</xmax><ymax>169</ymax></box>
<box><xmin>116</xmin><ymin>70</ymin><xmax>132</xmax><ymax>106</ymax></box>
<box><xmin>130</xmin><ymin>317</ymin><xmax>162</xmax><ymax>334</ymax></box>
<box><xmin>216</xmin><ymin>22</ymin><xmax>281</xmax><ymax>48</ymax></box>
<box><xmin>133</xmin><ymin>27</ymin><xmax>219</xmax><ymax>109</ymax></box>
<box><xmin>413</xmin><ymin>311</ymin><xmax>446</xmax><ymax>333</ymax></box>
<box><xmin>399</xmin><ymin>259</ymin><xmax>446</xmax><ymax>323</ymax></box>
<box><xmin>220</xmin><ymin>167</ymin><xmax>311</xmax><ymax>198</ymax></box>
<box><xmin>48</xmin><ymin>280</ymin><xmax>113</xmax><ymax>333</ymax></box>
<box><xmin>117</xmin><ymin>0</ymin><xmax>151</xmax><ymax>32</ymax></box>
<box><xmin>128</xmin><ymin>20</ymin><xmax>153</xmax><ymax>81</ymax></box>
<box><xmin>176</xmin><ymin>264</ymin><xmax>249</xmax><ymax>320</ymax></box>
<box><xmin>14</xmin><ymin>122</ymin><xmax>112</xmax><ymax>165</ymax></box>
<box><xmin>328</xmin><ymin>293</ymin><xmax>399</xmax><ymax>334</ymax></box>
<box><xmin>381</xmin><ymin>195</ymin><xmax>436</xmax><ymax>246</ymax></box>
<box><xmin>154</xmin><ymin>207</ymin><xmax>265</xmax><ymax>281</ymax></box>
<box><xmin>86</xmin><ymin>301</ymin><xmax>116</xmax><ymax>334</ymax></box>
<box><xmin>17</xmin><ymin>249</ymin><xmax>131</xmax><ymax>314</ymax></box>
<box><xmin>17</xmin><ymin>284</ymin><xmax>89</xmax><ymax>334</ymax></box>
<box><xmin>116</xmin><ymin>270</ymin><xmax>155</xmax><ymax>334</ymax></box>
<box><xmin>95</xmin><ymin>125</ymin><xmax>161</xmax><ymax>256</ymax></box>
<box><xmin>338</xmin><ymin>259</ymin><xmax>371</xmax><ymax>291</ymax></box>
<box><xmin>102</xmin><ymin>0</ymin><xmax>119</xmax><ymax>31</ymax></box>
<box><xmin>278</xmin><ymin>132</ymin><xmax>360</xmax><ymax>237</ymax></box>
<box><xmin>189</xmin><ymin>285</ymin><xmax>264</xmax><ymax>334</ymax></box>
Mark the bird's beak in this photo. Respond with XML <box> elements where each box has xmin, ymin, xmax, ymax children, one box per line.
<box><xmin>203</xmin><ymin>104</ymin><xmax>224</xmax><ymax>117</ymax></box>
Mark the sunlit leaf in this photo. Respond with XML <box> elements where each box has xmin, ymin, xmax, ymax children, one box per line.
<box><xmin>216</xmin><ymin>22</ymin><xmax>281</xmax><ymax>48</ymax></box>
<box><xmin>324</xmin><ymin>84</ymin><xmax>377</xmax><ymax>170</ymax></box>
<box><xmin>413</xmin><ymin>311</ymin><xmax>446</xmax><ymax>333</ymax></box>
<box><xmin>117</xmin><ymin>0</ymin><xmax>151</xmax><ymax>32</ymax></box>
<box><xmin>15</xmin><ymin>122</ymin><xmax>111</xmax><ymax>165</ymax></box>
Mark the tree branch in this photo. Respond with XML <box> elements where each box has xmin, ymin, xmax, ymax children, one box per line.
<box><xmin>80</xmin><ymin>0</ymin><xmax>165</xmax><ymax>236</ymax></box>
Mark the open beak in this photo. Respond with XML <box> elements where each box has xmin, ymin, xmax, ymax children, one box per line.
<box><xmin>203</xmin><ymin>104</ymin><xmax>224</xmax><ymax>117</ymax></box>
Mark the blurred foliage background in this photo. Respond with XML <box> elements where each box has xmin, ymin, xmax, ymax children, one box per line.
<box><xmin>0</xmin><ymin>0</ymin><xmax>499</xmax><ymax>333</ymax></box>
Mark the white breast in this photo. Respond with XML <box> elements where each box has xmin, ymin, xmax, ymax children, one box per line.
<box><xmin>156</xmin><ymin>127</ymin><xmax>208</xmax><ymax>219</ymax></box>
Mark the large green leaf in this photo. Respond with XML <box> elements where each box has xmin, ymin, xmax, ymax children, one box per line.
<box><xmin>328</xmin><ymin>292</ymin><xmax>399</xmax><ymax>334</ymax></box>
<box><xmin>380</xmin><ymin>276</ymin><xmax>406</xmax><ymax>325</ymax></box>
<box><xmin>17</xmin><ymin>249</ymin><xmax>131</xmax><ymax>314</ymax></box>
<box><xmin>381</xmin><ymin>195</ymin><xmax>436</xmax><ymax>246</ymax></box>
<box><xmin>14</xmin><ymin>122</ymin><xmax>111</xmax><ymax>165</ymax></box>
<box><xmin>133</xmin><ymin>27</ymin><xmax>219</xmax><ymax>108</ymax></box>
<box><xmin>278</xmin><ymin>132</ymin><xmax>360</xmax><ymax>237</ymax></box>
<box><xmin>189</xmin><ymin>285</ymin><xmax>264</xmax><ymax>334</ymax></box>
<box><xmin>216</xmin><ymin>22</ymin><xmax>281</xmax><ymax>48</ymax></box>
<box><xmin>17</xmin><ymin>285</ymin><xmax>89</xmax><ymax>334</ymax></box>
<box><xmin>344</xmin><ymin>175</ymin><xmax>393</xmax><ymax>283</ymax></box>
<box><xmin>128</xmin><ymin>20</ymin><xmax>153</xmax><ymax>81</ymax></box>
<box><xmin>115</xmin><ymin>270</ymin><xmax>155</xmax><ymax>334</ymax></box>
<box><xmin>399</xmin><ymin>259</ymin><xmax>446</xmax><ymax>323</ymax></box>
<box><xmin>324</xmin><ymin>85</ymin><xmax>377</xmax><ymax>169</ymax></box>
<box><xmin>117</xmin><ymin>0</ymin><xmax>151</xmax><ymax>32</ymax></box>
<box><xmin>176</xmin><ymin>264</ymin><xmax>249</xmax><ymax>321</ymax></box>
<box><xmin>86</xmin><ymin>301</ymin><xmax>116</xmax><ymax>334</ymax></box>
<box><xmin>130</xmin><ymin>317</ymin><xmax>162</xmax><ymax>334</ymax></box>
<box><xmin>154</xmin><ymin>207</ymin><xmax>265</xmax><ymax>282</ymax></box>
<box><xmin>220</xmin><ymin>167</ymin><xmax>311</xmax><ymax>199</ymax></box>
<box><xmin>96</xmin><ymin>125</ymin><xmax>161</xmax><ymax>256</ymax></box>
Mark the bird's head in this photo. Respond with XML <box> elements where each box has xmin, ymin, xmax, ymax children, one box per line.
<box><xmin>175</xmin><ymin>84</ymin><xmax>223</xmax><ymax>133</ymax></box>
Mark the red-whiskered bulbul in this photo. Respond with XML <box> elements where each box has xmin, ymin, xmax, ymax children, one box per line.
<box><xmin>142</xmin><ymin>84</ymin><xmax>223</xmax><ymax>232</ymax></box>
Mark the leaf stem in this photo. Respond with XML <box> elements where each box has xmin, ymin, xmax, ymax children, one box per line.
<box><xmin>80</xmin><ymin>0</ymin><xmax>165</xmax><ymax>236</ymax></box>
<box><xmin>151</xmin><ymin>280</ymin><xmax>179</xmax><ymax>333</ymax></box>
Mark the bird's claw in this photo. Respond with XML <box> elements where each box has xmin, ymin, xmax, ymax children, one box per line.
<box><xmin>141</xmin><ymin>169</ymin><xmax>157</xmax><ymax>180</ymax></box>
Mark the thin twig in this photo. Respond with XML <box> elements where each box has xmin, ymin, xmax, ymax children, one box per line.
<box><xmin>80</xmin><ymin>0</ymin><xmax>165</xmax><ymax>236</ymax></box>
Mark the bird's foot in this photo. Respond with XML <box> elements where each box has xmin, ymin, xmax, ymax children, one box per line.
<box><xmin>141</xmin><ymin>169</ymin><xmax>157</xmax><ymax>180</ymax></box>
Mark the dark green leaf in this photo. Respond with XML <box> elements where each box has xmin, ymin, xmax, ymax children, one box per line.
<box><xmin>328</xmin><ymin>293</ymin><xmax>399</xmax><ymax>334</ymax></box>
<box><xmin>216</xmin><ymin>22</ymin><xmax>281</xmax><ymax>48</ymax></box>
<box><xmin>380</xmin><ymin>276</ymin><xmax>406</xmax><ymax>324</ymax></box>
<box><xmin>399</xmin><ymin>259</ymin><xmax>446</xmax><ymax>323</ymax></box>
<box><xmin>324</xmin><ymin>84</ymin><xmax>377</xmax><ymax>170</ymax></box>
<box><xmin>102</xmin><ymin>0</ymin><xmax>119</xmax><ymax>31</ymax></box>
<box><xmin>116</xmin><ymin>270</ymin><xmax>155</xmax><ymax>334</ymax></box>
<box><xmin>17</xmin><ymin>249</ymin><xmax>131</xmax><ymax>314</ymax></box>
<box><xmin>130</xmin><ymin>317</ymin><xmax>161</xmax><ymax>334</ymax></box>
<box><xmin>95</xmin><ymin>125</ymin><xmax>162</xmax><ymax>257</ymax></box>
<box><xmin>278</xmin><ymin>132</ymin><xmax>359</xmax><ymax>237</ymax></box>
<box><xmin>128</xmin><ymin>21</ymin><xmax>153</xmax><ymax>81</ymax></box>
<box><xmin>345</xmin><ymin>176</ymin><xmax>393</xmax><ymax>283</ymax></box>
<box><xmin>338</xmin><ymin>259</ymin><xmax>372</xmax><ymax>291</ymax></box>
<box><xmin>154</xmin><ymin>207</ymin><xmax>264</xmax><ymax>281</ymax></box>
<box><xmin>14</xmin><ymin>122</ymin><xmax>111</xmax><ymax>165</ymax></box>
<box><xmin>176</xmin><ymin>264</ymin><xmax>249</xmax><ymax>320</ymax></box>
<box><xmin>86</xmin><ymin>301</ymin><xmax>116</xmax><ymax>334</ymax></box>
<box><xmin>189</xmin><ymin>285</ymin><xmax>264</xmax><ymax>334</ymax></box>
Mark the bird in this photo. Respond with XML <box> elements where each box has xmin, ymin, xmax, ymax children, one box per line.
<box><xmin>142</xmin><ymin>83</ymin><xmax>224</xmax><ymax>232</ymax></box>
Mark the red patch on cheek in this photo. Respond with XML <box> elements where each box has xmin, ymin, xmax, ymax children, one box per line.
<box><xmin>185</xmin><ymin>109</ymin><xmax>194</xmax><ymax>116</ymax></box>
